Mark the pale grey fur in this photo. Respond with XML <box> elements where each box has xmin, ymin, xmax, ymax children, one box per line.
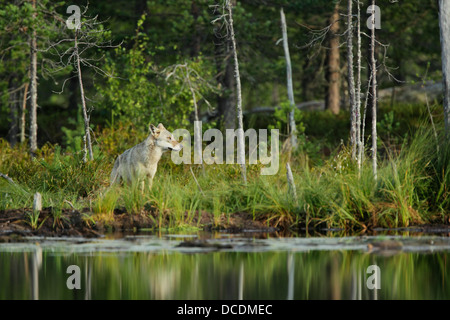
<box><xmin>110</xmin><ymin>123</ymin><xmax>182</xmax><ymax>191</ymax></box>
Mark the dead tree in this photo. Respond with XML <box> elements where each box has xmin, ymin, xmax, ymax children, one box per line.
<box><xmin>280</xmin><ymin>7</ymin><xmax>298</xmax><ymax>150</ymax></box>
<box><xmin>370</xmin><ymin>0</ymin><xmax>378</xmax><ymax>179</ymax></box>
<box><xmin>356</xmin><ymin>0</ymin><xmax>363</xmax><ymax>173</ymax></box>
<box><xmin>347</xmin><ymin>0</ymin><xmax>357</xmax><ymax>160</ymax></box>
<box><xmin>73</xmin><ymin>28</ymin><xmax>93</xmax><ymax>162</ymax></box>
<box><xmin>213</xmin><ymin>0</ymin><xmax>247</xmax><ymax>184</ymax></box>
<box><xmin>29</xmin><ymin>0</ymin><xmax>38</xmax><ymax>155</ymax></box>
<box><xmin>439</xmin><ymin>0</ymin><xmax>450</xmax><ymax>134</ymax></box>
<box><xmin>49</xmin><ymin>7</ymin><xmax>119</xmax><ymax>162</ymax></box>
<box><xmin>7</xmin><ymin>77</ymin><xmax>20</xmax><ymax>146</ymax></box>
<box><xmin>286</xmin><ymin>162</ymin><xmax>298</xmax><ymax>204</ymax></box>
<box><xmin>21</xmin><ymin>83</ymin><xmax>29</xmax><ymax>144</ymax></box>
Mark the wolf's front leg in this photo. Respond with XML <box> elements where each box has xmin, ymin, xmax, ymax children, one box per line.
<box><xmin>139</xmin><ymin>177</ymin><xmax>153</xmax><ymax>193</ymax></box>
<box><xmin>140</xmin><ymin>180</ymin><xmax>145</xmax><ymax>194</ymax></box>
<box><xmin>146</xmin><ymin>177</ymin><xmax>153</xmax><ymax>191</ymax></box>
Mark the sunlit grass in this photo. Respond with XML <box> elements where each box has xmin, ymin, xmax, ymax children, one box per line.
<box><xmin>0</xmin><ymin>119</ymin><xmax>448</xmax><ymax>231</ymax></box>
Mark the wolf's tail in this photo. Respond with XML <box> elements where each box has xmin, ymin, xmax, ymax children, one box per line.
<box><xmin>110</xmin><ymin>157</ymin><xmax>121</xmax><ymax>186</ymax></box>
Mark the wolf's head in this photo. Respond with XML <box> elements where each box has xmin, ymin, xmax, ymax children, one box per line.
<box><xmin>149</xmin><ymin>123</ymin><xmax>183</xmax><ymax>152</ymax></box>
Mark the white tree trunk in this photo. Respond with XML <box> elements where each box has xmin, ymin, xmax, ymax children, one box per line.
<box><xmin>347</xmin><ymin>0</ymin><xmax>357</xmax><ymax>160</ymax></box>
<box><xmin>439</xmin><ymin>0</ymin><xmax>450</xmax><ymax>133</ymax></box>
<box><xmin>226</xmin><ymin>0</ymin><xmax>247</xmax><ymax>184</ymax></box>
<box><xmin>75</xmin><ymin>30</ymin><xmax>94</xmax><ymax>162</ymax></box>
<box><xmin>33</xmin><ymin>192</ymin><xmax>42</xmax><ymax>213</ymax></box>
<box><xmin>370</xmin><ymin>0</ymin><xmax>377</xmax><ymax>180</ymax></box>
<box><xmin>356</xmin><ymin>0</ymin><xmax>363</xmax><ymax>173</ymax></box>
<box><xmin>286</xmin><ymin>162</ymin><xmax>298</xmax><ymax>204</ymax></box>
<box><xmin>29</xmin><ymin>0</ymin><xmax>38</xmax><ymax>155</ymax></box>
<box><xmin>280</xmin><ymin>7</ymin><xmax>297</xmax><ymax>150</ymax></box>
<box><xmin>21</xmin><ymin>83</ymin><xmax>28</xmax><ymax>144</ymax></box>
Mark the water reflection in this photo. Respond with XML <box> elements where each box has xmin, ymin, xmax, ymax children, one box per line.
<box><xmin>0</xmin><ymin>235</ymin><xmax>449</xmax><ymax>300</ymax></box>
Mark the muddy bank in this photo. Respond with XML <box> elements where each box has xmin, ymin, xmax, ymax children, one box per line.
<box><xmin>0</xmin><ymin>207</ymin><xmax>278</xmax><ymax>242</ymax></box>
<box><xmin>1</xmin><ymin>207</ymin><xmax>450</xmax><ymax>242</ymax></box>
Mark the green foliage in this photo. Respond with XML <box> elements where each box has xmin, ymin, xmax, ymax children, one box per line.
<box><xmin>1</xmin><ymin>117</ymin><xmax>449</xmax><ymax>231</ymax></box>
<box><xmin>269</xmin><ymin>100</ymin><xmax>305</xmax><ymax>134</ymax></box>
<box><xmin>0</xmin><ymin>0</ymin><xmax>448</xmax><ymax>232</ymax></box>
<box><xmin>377</xmin><ymin>110</ymin><xmax>403</xmax><ymax>148</ymax></box>
<box><xmin>96</xmin><ymin>14</ymin><xmax>218</xmax><ymax>132</ymax></box>
<box><xmin>61</xmin><ymin>105</ymin><xmax>86</xmax><ymax>153</ymax></box>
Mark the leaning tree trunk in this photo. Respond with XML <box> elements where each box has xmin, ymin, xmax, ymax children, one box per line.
<box><xmin>8</xmin><ymin>78</ymin><xmax>19</xmax><ymax>147</ymax></box>
<box><xmin>347</xmin><ymin>0</ymin><xmax>357</xmax><ymax>160</ymax></box>
<box><xmin>20</xmin><ymin>83</ymin><xmax>29</xmax><ymax>144</ymax></box>
<box><xmin>29</xmin><ymin>0</ymin><xmax>38</xmax><ymax>155</ymax></box>
<box><xmin>280</xmin><ymin>7</ymin><xmax>298</xmax><ymax>150</ymax></box>
<box><xmin>370</xmin><ymin>0</ymin><xmax>378</xmax><ymax>180</ymax></box>
<box><xmin>325</xmin><ymin>1</ymin><xmax>341</xmax><ymax>115</ymax></box>
<box><xmin>226</xmin><ymin>0</ymin><xmax>247</xmax><ymax>184</ymax></box>
<box><xmin>439</xmin><ymin>0</ymin><xmax>450</xmax><ymax>134</ymax></box>
<box><xmin>75</xmin><ymin>30</ymin><xmax>94</xmax><ymax>162</ymax></box>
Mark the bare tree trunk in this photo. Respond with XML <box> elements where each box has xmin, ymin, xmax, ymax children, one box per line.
<box><xmin>226</xmin><ymin>0</ymin><xmax>247</xmax><ymax>184</ymax></box>
<box><xmin>347</xmin><ymin>0</ymin><xmax>357</xmax><ymax>159</ymax></box>
<box><xmin>185</xmin><ymin>68</ymin><xmax>203</xmax><ymax>169</ymax></box>
<box><xmin>29</xmin><ymin>0</ymin><xmax>38</xmax><ymax>155</ymax></box>
<box><xmin>439</xmin><ymin>0</ymin><xmax>450</xmax><ymax>133</ymax></box>
<box><xmin>280</xmin><ymin>7</ymin><xmax>298</xmax><ymax>150</ymax></box>
<box><xmin>21</xmin><ymin>82</ymin><xmax>29</xmax><ymax>144</ymax></box>
<box><xmin>8</xmin><ymin>78</ymin><xmax>19</xmax><ymax>147</ymax></box>
<box><xmin>325</xmin><ymin>1</ymin><xmax>341</xmax><ymax>115</ymax></box>
<box><xmin>356</xmin><ymin>0</ymin><xmax>363</xmax><ymax>173</ymax></box>
<box><xmin>75</xmin><ymin>30</ymin><xmax>94</xmax><ymax>162</ymax></box>
<box><xmin>286</xmin><ymin>162</ymin><xmax>298</xmax><ymax>204</ymax></box>
<box><xmin>370</xmin><ymin>0</ymin><xmax>377</xmax><ymax>180</ymax></box>
<box><xmin>361</xmin><ymin>72</ymin><xmax>372</xmax><ymax>168</ymax></box>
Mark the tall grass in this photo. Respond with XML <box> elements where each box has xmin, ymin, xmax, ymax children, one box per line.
<box><xmin>0</xmin><ymin>118</ymin><xmax>448</xmax><ymax>231</ymax></box>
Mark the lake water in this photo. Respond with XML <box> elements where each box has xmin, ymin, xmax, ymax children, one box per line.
<box><xmin>1</xmin><ymin>231</ymin><xmax>449</xmax><ymax>300</ymax></box>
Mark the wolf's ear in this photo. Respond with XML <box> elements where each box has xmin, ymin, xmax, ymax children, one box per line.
<box><xmin>157</xmin><ymin>123</ymin><xmax>165</xmax><ymax>130</ymax></box>
<box><xmin>149</xmin><ymin>124</ymin><xmax>160</xmax><ymax>137</ymax></box>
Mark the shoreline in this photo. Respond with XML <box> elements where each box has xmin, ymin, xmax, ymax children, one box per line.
<box><xmin>1</xmin><ymin>207</ymin><xmax>450</xmax><ymax>242</ymax></box>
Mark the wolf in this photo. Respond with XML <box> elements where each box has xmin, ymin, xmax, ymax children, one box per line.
<box><xmin>110</xmin><ymin>123</ymin><xmax>182</xmax><ymax>191</ymax></box>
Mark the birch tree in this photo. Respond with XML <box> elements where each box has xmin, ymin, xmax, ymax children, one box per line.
<box><xmin>370</xmin><ymin>0</ymin><xmax>378</xmax><ymax>179</ymax></box>
<box><xmin>439</xmin><ymin>0</ymin><xmax>450</xmax><ymax>134</ymax></box>
<box><xmin>346</xmin><ymin>0</ymin><xmax>357</xmax><ymax>160</ymax></box>
<box><xmin>356</xmin><ymin>0</ymin><xmax>363</xmax><ymax>173</ymax></box>
<box><xmin>20</xmin><ymin>83</ymin><xmax>29</xmax><ymax>143</ymax></box>
<box><xmin>29</xmin><ymin>0</ymin><xmax>38</xmax><ymax>155</ymax></box>
<box><xmin>280</xmin><ymin>7</ymin><xmax>298</xmax><ymax>150</ymax></box>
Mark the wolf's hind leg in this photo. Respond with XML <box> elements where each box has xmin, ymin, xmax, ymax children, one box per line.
<box><xmin>110</xmin><ymin>158</ymin><xmax>121</xmax><ymax>186</ymax></box>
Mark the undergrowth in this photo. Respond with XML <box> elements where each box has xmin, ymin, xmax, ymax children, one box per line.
<box><xmin>0</xmin><ymin>109</ymin><xmax>449</xmax><ymax>231</ymax></box>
